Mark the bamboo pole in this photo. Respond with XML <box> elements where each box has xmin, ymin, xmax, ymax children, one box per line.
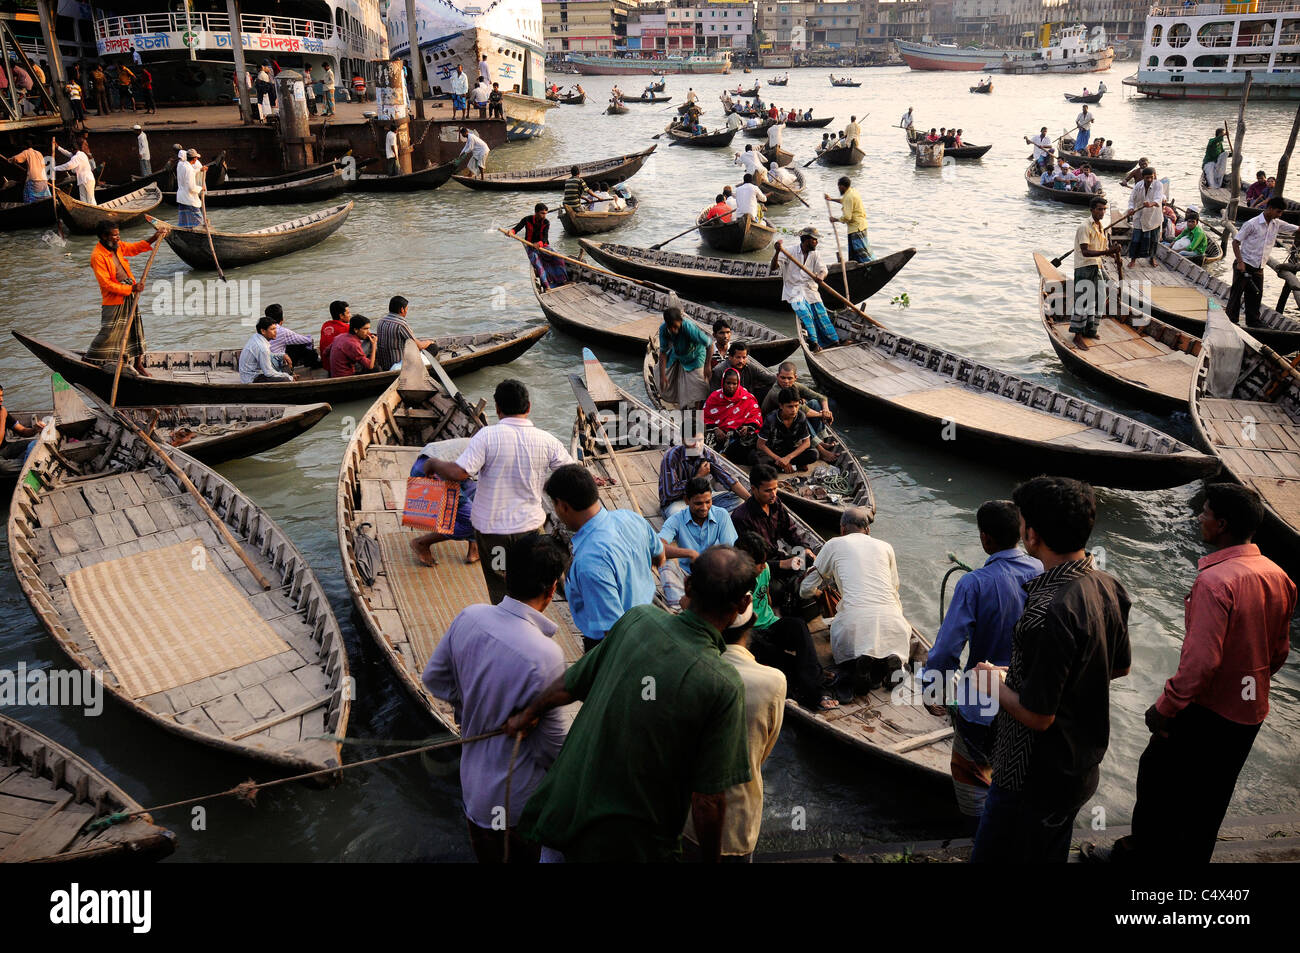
<box><xmin>108</xmin><ymin>233</ymin><xmax>165</xmax><ymax>407</ymax></box>
<box><xmin>823</xmin><ymin>194</ymin><xmax>852</xmax><ymax>303</ymax></box>
<box><xmin>500</xmin><ymin>228</ymin><xmax>667</xmax><ymax>292</ymax></box>
<box><xmin>1273</xmin><ymin>100</ymin><xmax>1300</xmax><ymax>200</ymax></box>
<box><xmin>1224</xmin><ymin>73</ymin><xmax>1253</xmax><ymax>234</ymax></box>
<box><xmin>50</xmin><ymin>137</ymin><xmax>62</xmax><ymax>240</ymax></box>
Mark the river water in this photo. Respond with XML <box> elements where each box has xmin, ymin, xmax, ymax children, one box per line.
<box><xmin>1</xmin><ymin>64</ymin><xmax>1298</xmax><ymax>861</ymax></box>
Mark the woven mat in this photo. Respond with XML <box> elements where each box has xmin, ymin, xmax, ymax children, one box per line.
<box><xmin>1149</xmin><ymin>286</ymin><xmax>1208</xmax><ymax>319</ymax></box>
<box><xmin>378</xmin><ymin>532</ymin><xmax>583</xmax><ymax>668</ymax></box>
<box><xmin>65</xmin><ymin>541</ymin><xmax>288</xmax><ymax>699</ymax></box>
<box><xmin>892</xmin><ymin>387</ymin><xmax>1088</xmax><ymax>442</ymax></box>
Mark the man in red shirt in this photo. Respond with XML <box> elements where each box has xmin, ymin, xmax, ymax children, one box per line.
<box><xmin>703</xmin><ymin>194</ymin><xmax>732</xmax><ymax>224</ymax></box>
<box><xmin>319</xmin><ymin>299</ymin><xmax>350</xmax><ymax>360</ymax></box>
<box><xmin>327</xmin><ymin>314</ymin><xmax>376</xmax><ymax>378</ymax></box>
<box><xmin>1092</xmin><ymin>483</ymin><xmax>1295</xmax><ymax>864</ymax></box>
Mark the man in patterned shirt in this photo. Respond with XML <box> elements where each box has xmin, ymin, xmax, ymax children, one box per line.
<box><xmin>375</xmin><ymin>296</ymin><xmax>435</xmax><ymax>370</ymax></box>
<box><xmin>970</xmin><ymin>476</ymin><xmax>1131</xmax><ymax>863</ymax></box>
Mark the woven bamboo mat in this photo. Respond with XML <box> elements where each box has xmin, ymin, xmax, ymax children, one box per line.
<box><xmin>379</xmin><ymin>532</ymin><xmax>583</xmax><ymax>668</ymax></box>
<box><xmin>65</xmin><ymin>541</ymin><xmax>288</xmax><ymax>699</ymax></box>
<box><xmin>892</xmin><ymin>387</ymin><xmax>1089</xmax><ymax>442</ymax></box>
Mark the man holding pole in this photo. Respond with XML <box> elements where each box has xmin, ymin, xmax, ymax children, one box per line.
<box><xmin>826</xmin><ymin>176</ymin><xmax>871</xmax><ymax>262</ymax></box>
<box><xmin>85</xmin><ymin>221</ymin><xmax>168</xmax><ymax>378</ymax></box>
<box><xmin>1227</xmin><ymin>197</ymin><xmax>1299</xmax><ymax>328</ymax></box>
<box><xmin>772</xmin><ymin>228</ymin><xmax>839</xmax><ymax>352</ymax></box>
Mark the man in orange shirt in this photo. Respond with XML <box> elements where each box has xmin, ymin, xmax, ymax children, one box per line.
<box><xmin>703</xmin><ymin>193</ymin><xmax>732</xmax><ymax>225</ymax></box>
<box><xmin>85</xmin><ymin>221</ymin><xmax>168</xmax><ymax>377</ymax></box>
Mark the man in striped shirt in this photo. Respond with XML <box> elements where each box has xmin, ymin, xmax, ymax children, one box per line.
<box><xmin>375</xmin><ymin>296</ymin><xmax>435</xmax><ymax>370</ymax></box>
<box><xmin>562</xmin><ymin>166</ymin><xmax>596</xmax><ymax>209</ymax></box>
<box><xmin>423</xmin><ymin>379</ymin><xmax>573</xmax><ymax>603</ymax></box>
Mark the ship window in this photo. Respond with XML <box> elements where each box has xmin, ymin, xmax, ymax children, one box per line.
<box><xmin>1193</xmin><ymin>54</ymin><xmax>1229</xmax><ymax>67</ymax></box>
<box><xmin>1280</xmin><ymin>19</ymin><xmax>1300</xmax><ymax>43</ymax></box>
<box><xmin>1240</xmin><ymin>20</ymin><xmax>1277</xmax><ymax>46</ymax></box>
<box><xmin>1196</xmin><ymin>21</ymin><xmax>1234</xmax><ymax>47</ymax></box>
<box><xmin>1168</xmin><ymin>23</ymin><xmax>1191</xmax><ymax>47</ymax></box>
<box><xmin>1237</xmin><ymin>52</ymin><xmax>1271</xmax><ymax>64</ymax></box>
<box><xmin>1164</xmin><ymin>54</ymin><xmax>1187</xmax><ymax>67</ymax></box>
<box><xmin>1147</xmin><ymin>55</ymin><xmax>1158</xmax><ymax>66</ymax></box>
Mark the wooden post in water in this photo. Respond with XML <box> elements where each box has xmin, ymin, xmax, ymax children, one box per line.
<box><xmin>376</xmin><ymin>60</ymin><xmax>414</xmax><ymax>175</ymax></box>
<box><xmin>35</xmin><ymin>0</ymin><xmax>72</xmax><ymax>123</ymax></box>
<box><xmin>276</xmin><ymin>70</ymin><xmax>316</xmax><ymax>171</ymax></box>
<box><xmin>225</xmin><ymin>0</ymin><xmax>253</xmax><ymax>124</ymax></box>
<box><xmin>1224</xmin><ymin>72</ymin><xmax>1253</xmax><ymax>231</ymax></box>
<box><xmin>1273</xmin><ymin>100</ymin><xmax>1300</xmax><ymax>200</ymax></box>
<box><xmin>403</xmin><ymin>0</ymin><xmax>426</xmax><ymax>121</ymax></box>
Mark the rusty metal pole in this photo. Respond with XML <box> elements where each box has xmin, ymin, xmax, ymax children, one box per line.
<box><xmin>36</xmin><ymin>0</ymin><xmax>72</xmax><ymax>123</ymax></box>
<box><xmin>404</xmin><ymin>0</ymin><xmax>425</xmax><ymax>120</ymax></box>
<box><xmin>225</xmin><ymin>0</ymin><xmax>253</xmax><ymax>123</ymax></box>
<box><xmin>376</xmin><ymin>59</ymin><xmax>413</xmax><ymax>174</ymax></box>
<box><xmin>276</xmin><ymin>70</ymin><xmax>316</xmax><ymax>170</ymax></box>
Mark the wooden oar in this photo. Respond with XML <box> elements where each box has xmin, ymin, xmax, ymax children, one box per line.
<box><xmin>777</xmin><ymin>244</ymin><xmax>885</xmax><ymax>330</ymax></box>
<box><xmin>1048</xmin><ymin>208</ymin><xmax>1136</xmax><ymax>268</ymax></box>
<box><xmin>198</xmin><ymin>165</ymin><xmax>224</xmax><ymax>281</ymax></box>
<box><xmin>500</xmin><ymin>229</ymin><xmax>666</xmax><ymax>292</ymax></box>
<box><xmin>49</xmin><ymin>137</ymin><xmax>63</xmax><ymax>240</ymax></box>
<box><xmin>109</xmin><ymin>232</ymin><xmax>164</xmax><ymax>407</ymax></box>
<box><xmin>102</xmin><ymin>403</ymin><xmax>273</xmax><ymax>591</ymax></box>
<box><xmin>650</xmin><ymin>222</ymin><xmax>700</xmax><ymax>250</ymax></box>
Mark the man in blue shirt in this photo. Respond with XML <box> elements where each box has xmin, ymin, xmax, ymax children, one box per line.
<box><xmin>922</xmin><ymin>500</ymin><xmax>1042</xmax><ymax>827</ymax></box>
<box><xmin>659</xmin><ymin>477</ymin><xmax>739</xmax><ymax>607</ymax></box>
<box><xmin>545</xmin><ymin>463</ymin><xmax>663</xmax><ymax>653</ymax></box>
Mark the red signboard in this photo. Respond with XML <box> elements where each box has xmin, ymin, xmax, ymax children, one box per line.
<box><xmin>668</xmin><ymin>26</ymin><xmax>693</xmax><ymax>35</ymax></box>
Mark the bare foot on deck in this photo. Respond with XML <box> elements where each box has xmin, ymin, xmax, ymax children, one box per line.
<box><xmin>465</xmin><ymin>541</ymin><xmax>480</xmax><ymax>564</ymax></box>
<box><xmin>1072</xmin><ymin>333</ymin><xmax>1088</xmax><ymax>349</ymax></box>
<box><xmin>134</xmin><ymin>360</ymin><xmax>152</xmax><ymax>378</ymax></box>
<box><xmin>410</xmin><ymin>537</ymin><xmax>438</xmax><ymax>566</ymax></box>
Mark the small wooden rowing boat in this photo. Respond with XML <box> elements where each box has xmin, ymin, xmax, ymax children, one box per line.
<box><xmin>453</xmin><ymin>146</ymin><xmax>657</xmax><ymax>191</ymax></box>
<box><xmin>756</xmin><ymin>167</ymin><xmax>806</xmax><ymax>204</ymax></box>
<box><xmin>55</xmin><ymin>185</ymin><xmax>163</xmax><ymax>233</ymax></box>
<box><xmin>915</xmin><ymin>141</ymin><xmax>945</xmax><ymax>168</ymax></box>
<box><xmin>971</xmin><ymin>82</ymin><xmax>993</xmax><ymax>94</ymax></box>
<box><xmin>1064</xmin><ymin>90</ymin><xmax>1103</xmax><ymax>103</ymax></box>
<box><xmin>169</xmin><ymin>169</ymin><xmax>349</xmax><ymax>207</ymax></box>
<box><xmin>576</xmin><ymin>240</ymin><xmax>915</xmax><ymax>308</ymax></box>
<box><xmin>1199</xmin><ymin>173</ymin><xmax>1300</xmax><ymax>225</ymax></box>
<box><xmin>8</xmin><ymin>385</ymin><xmax>351</xmax><ymax>773</ymax></box>
<box><xmin>643</xmin><ymin>339</ymin><xmax>877</xmax><ymax>527</ymax></box>
<box><xmin>0</xmin><ymin>197</ymin><xmax>56</xmax><ymax>231</ymax></box>
<box><xmin>150</xmin><ymin>201</ymin><xmax>352</xmax><ymax>270</ymax></box>
<box><xmin>215</xmin><ymin>159</ymin><xmax>343</xmax><ymax>189</ymax></box>
<box><xmin>742</xmin><ymin>120</ymin><xmax>775</xmax><ymax>138</ymax></box>
<box><xmin>94</xmin><ymin>159</ymin><xmax>179</xmax><ymax>203</ymax></box>
<box><xmin>829</xmin><ymin>76</ymin><xmax>861</xmax><ymax>87</ymax></box>
<box><xmin>1191</xmin><ymin>322</ymin><xmax>1300</xmax><ymax>560</ymax></box>
<box><xmin>732</xmin><ymin>85</ymin><xmax>761</xmax><ymax>97</ymax></box>
<box><xmin>623</xmin><ymin>94</ymin><xmax>673</xmax><ymax>104</ymax></box>
<box><xmin>905</xmin><ymin>130</ymin><xmax>992</xmax><ymax>159</ymax></box>
<box><xmin>526</xmin><ymin>249</ymin><xmax>797</xmax><ymax>361</ymax></box>
<box><xmin>1034</xmin><ymin>252</ymin><xmax>1201</xmax><ymax>412</ymax></box>
<box><xmin>788</xmin><ymin>116</ymin><xmax>834</xmax><ymax>129</ymax></box>
<box><xmin>1025</xmin><ymin>164</ymin><xmax>1105</xmax><ymax>205</ymax></box>
<box><xmin>800</xmin><ymin>313</ymin><xmax>1219</xmax><ymax>489</ymax></box>
<box><xmin>558</xmin><ymin>195</ymin><xmax>639</xmax><ymax>236</ymax></box>
<box><xmin>571</xmin><ymin>352</ymin><xmax>950</xmax><ymax>779</ymax></box>
<box><xmin>759</xmin><ymin>144</ymin><xmax>795</xmax><ymax>168</ymax></box>
<box><xmin>606</xmin><ymin>101</ymin><xmax>629</xmax><ymax>115</ymax></box>
<box><xmin>0</xmin><ymin>712</ymin><xmax>176</xmax><ymax>861</ymax></box>
<box><xmin>665</xmin><ymin>124</ymin><xmax>739</xmax><ymax>148</ymax></box>
<box><xmin>11</xmin><ymin>323</ymin><xmax>550</xmax><ymax>407</ymax></box>
<box><xmin>350</xmin><ymin>159</ymin><xmax>459</xmax><ymax>193</ymax></box>
<box><xmin>813</xmin><ymin>143</ymin><xmax>865</xmax><ymax>167</ymax></box>
<box><xmin>1099</xmin><ymin>243</ymin><xmax>1300</xmax><ymax>353</ymax></box>
<box><xmin>1053</xmin><ymin>136</ymin><xmax>1134</xmax><ymax>173</ymax></box>
<box><xmin>649</xmin><ymin>80</ymin><xmax>666</xmax><ymax>92</ymax></box>
<box><xmin>697</xmin><ymin>211</ymin><xmax>776</xmax><ymax>253</ymax></box>
<box><xmin>769</xmin><ymin>76</ymin><xmax>789</xmax><ymax>86</ymax></box>
<box><xmin>337</xmin><ymin>342</ymin><xmax>585</xmax><ymax>732</ymax></box>
<box><xmin>556</xmin><ymin>91</ymin><xmax>585</xmax><ymax>105</ymax></box>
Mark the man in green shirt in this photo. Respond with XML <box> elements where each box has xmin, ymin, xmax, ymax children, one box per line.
<box><xmin>1172</xmin><ymin>208</ymin><xmax>1209</xmax><ymax>260</ymax></box>
<box><xmin>1203</xmin><ymin>128</ymin><xmax>1228</xmax><ymax>190</ymax></box>
<box><xmin>657</xmin><ymin>305</ymin><xmax>715</xmax><ymax>409</ymax></box>
<box><xmin>507</xmin><ymin>546</ymin><xmax>755</xmax><ymax>862</ymax></box>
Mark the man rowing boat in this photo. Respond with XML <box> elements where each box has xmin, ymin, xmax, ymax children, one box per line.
<box><xmin>85</xmin><ymin>221</ymin><xmax>169</xmax><ymax>377</ymax></box>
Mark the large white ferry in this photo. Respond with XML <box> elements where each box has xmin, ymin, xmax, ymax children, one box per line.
<box><xmin>1125</xmin><ymin>1</ymin><xmax>1300</xmax><ymax>100</ymax></box>
<box><xmin>387</xmin><ymin>0</ymin><xmax>553</xmax><ymax>139</ymax></box>
<box><xmin>92</xmin><ymin>0</ymin><xmax>387</xmax><ymax>104</ymax></box>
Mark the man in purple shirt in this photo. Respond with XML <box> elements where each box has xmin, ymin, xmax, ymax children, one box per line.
<box><xmin>264</xmin><ymin>303</ymin><xmax>321</xmax><ymax>369</ymax></box>
<box><xmin>422</xmin><ymin>534</ymin><xmax>572</xmax><ymax>863</ymax></box>
<box><xmin>921</xmin><ymin>500</ymin><xmax>1042</xmax><ymax>827</ymax></box>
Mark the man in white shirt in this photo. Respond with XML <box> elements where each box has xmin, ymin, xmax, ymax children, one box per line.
<box><xmin>733</xmin><ymin>173</ymin><xmax>766</xmax><ymax>220</ymax></box>
<box><xmin>175</xmin><ymin>148</ymin><xmax>207</xmax><ymax>227</ymax></box>
<box><xmin>722</xmin><ymin>184</ymin><xmax>737</xmax><ymax>210</ymax></box>
<box><xmin>323</xmin><ymin>65</ymin><xmax>336</xmax><ymax>116</ymax></box>
<box><xmin>54</xmin><ymin>140</ymin><xmax>95</xmax><ymax>204</ymax></box>
<box><xmin>1126</xmin><ymin>165</ymin><xmax>1165</xmax><ymax>267</ymax></box>
<box><xmin>1074</xmin><ymin>105</ymin><xmax>1094</xmax><ymax>152</ymax></box>
<box><xmin>384</xmin><ymin>124</ymin><xmax>399</xmax><ymax>176</ymax></box>
<box><xmin>843</xmin><ymin>114</ymin><xmax>861</xmax><ymax>149</ymax></box>
<box><xmin>725</xmin><ymin>110</ymin><xmax>743</xmax><ymax>132</ymax></box>
<box><xmin>458</xmin><ymin>125</ymin><xmax>490</xmax><ymax>178</ymax></box>
<box><xmin>900</xmin><ymin>107</ymin><xmax>914</xmax><ymax>132</ymax></box>
<box><xmin>734</xmin><ymin>144</ymin><xmax>762</xmax><ymax>177</ymax></box>
<box><xmin>1025</xmin><ymin>125</ymin><xmax>1053</xmax><ymax>170</ymax></box>
<box><xmin>478</xmin><ymin>54</ymin><xmax>492</xmax><ymax>87</ymax></box>
<box><xmin>687</xmin><ymin>87</ymin><xmax>698</xmax><ymax>104</ymax></box>
<box><xmin>1228</xmin><ymin>197</ymin><xmax>1300</xmax><ymax>327</ymax></box>
<box><xmin>1099</xmin><ymin>140</ymin><xmax>1115</xmax><ymax>158</ymax></box>
<box><xmin>472</xmin><ymin>79</ymin><xmax>490</xmax><ymax>117</ymax></box>
<box><xmin>133</xmin><ymin>124</ymin><xmax>150</xmax><ymax>176</ymax></box>
<box><xmin>799</xmin><ymin>506</ymin><xmax>912</xmax><ymax>695</ymax></box>
<box><xmin>772</xmin><ymin>227</ymin><xmax>838</xmax><ymax>351</ymax></box>
<box><xmin>766</xmin><ymin>121</ymin><xmax>783</xmax><ymax>152</ymax></box>
<box><xmin>238</xmin><ymin>317</ymin><xmax>294</xmax><ymax>383</ymax></box>
<box><xmin>451</xmin><ymin>64</ymin><xmax>470</xmax><ymax>120</ymax></box>
<box><xmin>423</xmin><ymin>378</ymin><xmax>573</xmax><ymax>603</ymax></box>
<box><xmin>769</xmin><ymin>161</ymin><xmax>795</xmax><ymax>188</ymax></box>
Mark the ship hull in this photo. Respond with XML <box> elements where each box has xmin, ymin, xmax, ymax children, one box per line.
<box><xmin>1001</xmin><ymin>49</ymin><xmax>1114</xmax><ymax>73</ymax></box>
<box><xmin>895</xmin><ymin>40</ymin><xmax>1023</xmax><ymax>71</ymax></box>
<box><xmin>1124</xmin><ymin>71</ymin><xmax>1300</xmax><ymax>101</ymax></box>
<box><xmin>565</xmin><ymin>54</ymin><xmax>731</xmax><ymax>75</ymax></box>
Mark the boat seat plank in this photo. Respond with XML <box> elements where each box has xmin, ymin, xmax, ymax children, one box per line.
<box><xmin>1248</xmin><ymin>476</ymin><xmax>1300</xmax><ymax>526</ymax></box>
<box><xmin>891</xmin><ymin>387</ymin><xmax>1090</xmax><ymax>442</ymax></box>
<box><xmin>0</xmin><ymin>795</ymin><xmax>90</xmax><ymax>863</ymax></box>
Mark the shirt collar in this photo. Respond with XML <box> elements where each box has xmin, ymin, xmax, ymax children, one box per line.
<box><xmin>678</xmin><ymin>609</ymin><xmax>726</xmax><ymax>653</ymax></box>
<box><xmin>688</xmin><ymin>505</ymin><xmax>722</xmax><ymax>527</ymax></box>
<box><xmin>572</xmin><ymin>508</ymin><xmax>608</xmax><ymax>545</ymax></box>
<box><xmin>1023</xmin><ymin>553</ymin><xmax>1093</xmax><ymax>594</ymax></box>
<box><xmin>1198</xmin><ymin>542</ymin><xmax>1261</xmax><ymax>571</ymax></box>
<box><xmin>499</xmin><ymin>416</ymin><xmax>534</xmax><ymax>428</ymax></box>
<box><xmin>497</xmin><ymin>596</ymin><xmax>558</xmax><ymax>638</ymax></box>
<box><xmin>985</xmin><ymin>547</ymin><xmax>1032</xmax><ymax>566</ymax></box>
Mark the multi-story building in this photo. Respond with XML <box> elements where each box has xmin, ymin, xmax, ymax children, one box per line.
<box><xmin>806</xmin><ymin>0</ymin><xmax>860</xmax><ymax>46</ymax></box>
<box><xmin>626</xmin><ymin>1</ymin><xmax>754</xmax><ymax>51</ymax></box>
<box><xmin>542</xmin><ymin>0</ymin><xmax>635</xmax><ymax>54</ymax></box>
<box><xmin>758</xmin><ymin>1</ymin><xmax>814</xmax><ymax>51</ymax></box>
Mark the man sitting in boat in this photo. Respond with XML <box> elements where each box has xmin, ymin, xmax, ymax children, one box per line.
<box><xmin>799</xmin><ymin>506</ymin><xmax>912</xmax><ymax>695</ymax></box>
<box><xmin>703</xmin><ymin>367</ymin><xmax>764</xmax><ymax>466</ymax></box>
<box><xmin>725</xmin><ymin>111</ymin><xmax>743</xmax><ymax>132</ymax></box>
<box><xmin>1075</xmin><ymin>164</ymin><xmax>1100</xmax><ymax>195</ymax></box>
<box><xmin>953</xmin><ymin>129</ymin><xmax>965</xmax><ymax>147</ymax></box>
<box><xmin>760</xmin><ymin>362</ymin><xmax>838</xmax><ymax>463</ymax></box>
<box><xmin>710</xmin><ymin>342</ymin><xmax>767</xmax><ymax>395</ymax></box>
<box><xmin>1099</xmin><ymin>140</ymin><xmax>1115</xmax><ymax>159</ymax></box>
<box><xmin>769</xmin><ymin>162</ymin><xmax>797</xmax><ymax>190</ymax></box>
<box><xmin>734</xmin><ymin>173</ymin><xmax>768</xmax><ymax>219</ymax></box>
<box><xmin>1249</xmin><ymin>174</ymin><xmax>1276</xmax><ymax>209</ymax></box>
<box><xmin>1170</xmin><ymin>208</ymin><xmax>1208</xmax><ymax>261</ymax></box>
<box><xmin>0</xmin><ymin>384</ymin><xmax>40</xmax><ymax>464</ymax></box>
<box><xmin>265</xmin><ymin>304</ymin><xmax>321</xmax><ymax>370</ymax></box>
<box><xmin>756</xmin><ymin>388</ymin><xmax>818</xmax><ymax>475</ymax></box>
<box><xmin>326</xmin><ymin>314</ymin><xmax>376</xmax><ymax>378</ymax></box>
<box><xmin>239</xmin><ymin>315</ymin><xmax>295</xmax><ymax>383</ymax></box>
<box><xmin>510</xmin><ymin>203</ymin><xmax>568</xmax><ymax>291</ymax></box>
<box><xmin>641</xmin><ymin>88</ymin><xmax>655</xmax><ymax>101</ymax></box>
<box><xmin>1086</xmin><ymin>138</ymin><xmax>1103</xmax><ymax>158</ymax></box>
<box><xmin>703</xmin><ymin>193</ymin><xmax>733</xmax><ymax>225</ymax></box>
<box><xmin>376</xmin><ymin>296</ymin><xmax>436</xmax><ymax>370</ymax></box>
<box><xmin>657</xmin><ymin>477</ymin><xmax>740</xmax><ymax>608</ymax></box>
<box><xmin>658</xmin><ymin>433</ymin><xmax>747</xmax><ymax>518</ymax></box>
<box><xmin>925</xmin><ymin>127</ymin><xmax>941</xmax><ymax>144</ymax></box>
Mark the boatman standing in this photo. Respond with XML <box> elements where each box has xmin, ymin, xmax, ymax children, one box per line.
<box><xmin>1203</xmin><ymin>127</ymin><xmax>1229</xmax><ymax>189</ymax></box>
<box><xmin>478</xmin><ymin>53</ymin><xmax>491</xmax><ymax>87</ymax></box>
<box><xmin>384</xmin><ymin>124</ymin><xmax>399</xmax><ymax>176</ymax></box>
<box><xmin>1025</xmin><ymin>126</ymin><xmax>1053</xmax><ymax>170</ymax></box>
<box><xmin>843</xmin><ymin>115</ymin><xmax>861</xmax><ymax>150</ymax></box>
<box><xmin>773</xmin><ymin>228</ymin><xmax>839</xmax><ymax>352</ymax></box>
<box><xmin>134</xmin><ymin>124</ymin><xmax>150</xmax><ymax>176</ymax></box>
<box><xmin>175</xmin><ymin>148</ymin><xmax>209</xmax><ymax>228</ymax></box>
<box><xmin>54</xmin><ymin>138</ymin><xmax>96</xmax><ymax>205</ymax></box>
<box><xmin>1074</xmin><ymin>104</ymin><xmax>1094</xmax><ymax>152</ymax></box>
<box><xmin>1072</xmin><ymin>196</ymin><xmax>1124</xmax><ymax>347</ymax></box>
<box><xmin>7</xmin><ymin>138</ymin><xmax>50</xmax><ymax>203</ymax></box>
<box><xmin>1126</xmin><ymin>165</ymin><xmax>1164</xmax><ymax>268</ymax></box>
<box><xmin>899</xmin><ymin>107</ymin><xmax>914</xmax><ymax>132</ymax></box>
<box><xmin>1227</xmin><ymin>197</ymin><xmax>1299</xmax><ymax>328</ymax></box>
<box><xmin>826</xmin><ymin>175</ymin><xmax>871</xmax><ymax>262</ymax></box>
<box><xmin>84</xmin><ymin>221</ymin><xmax>168</xmax><ymax>378</ymax></box>
<box><xmin>451</xmin><ymin>64</ymin><xmax>470</xmax><ymax>121</ymax></box>
<box><xmin>458</xmin><ymin>126</ymin><xmax>490</xmax><ymax>180</ymax></box>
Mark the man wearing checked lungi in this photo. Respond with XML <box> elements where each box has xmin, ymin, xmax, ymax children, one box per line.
<box><xmin>1070</xmin><ymin>196</ymin><xmax>1123</xmax><ymax>349</ymax></box>
<box><xmin>85</xmin><ymin>221</ymin><xmax>168</xmax><ymax>378</ymax></box>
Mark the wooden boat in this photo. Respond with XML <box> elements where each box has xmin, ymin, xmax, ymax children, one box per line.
<box><xmin>558</xmin><ymin>195</ymin><xmax>639</xmax><ymax>236</ymax></box>
<box><xmin>788</xmin><ymin>116</ymin><xmax>834</xmax><ymax>129</ymax></box>
<box><xmin>11</xmin><ymin>323</ymin><xmax>550</xmax><ymax>407</ymax></box>
<box><xmin>8</xmin><ymin>386</ymin><xmax>351</xmax><ymax>773</ymax></box>
<box><xmin>905</xmin><ymin>130</ymin><xmax>992</xmax><ymax>159</ymax></box>
<box><xmin>732</xmin><ymin>85</ymin><xmax>761</xmax><ymax>97</ymax></box>
<box><xmin>337</xmin><ymin>342</ymin><xmax>585</xmax><ymax>733</ymax></box>
<box><xmin>664</xmin><ymin>124</ymin><xmax>739</xmax><ymax>148</ymax></box>
<box><xmin>813</xmin><ymin>143</ymin><xmax>865</xmax><ymax>167</ymax></box>
<box><xmin>453</xmin><ymin>146</ymin><xmax>656</xmax><ymax>191</ymax></box>
<box><xmin>2</xmin><ymin>396</ymin><xmax>332</xmax><ymax>482</ymax></box>
<box><xmin>769</xmin><ymin>76</ymin><xmax>789</xmax><ymax>86</ymax></box>
<box><xmin>94</xmin><ymin>159</ymin><xmax>179</xmax><ymax>203</ymax></box>
<box><xmin>149</xmin><ymin>202</ymin><xmax>352</xmax><ymax>270</ymax></box>
<box><xmin>1199</xmin><ymin>173</ymin><xmax>1300</xmax><ymax>225</ymax></box>
<box><xmin>1054</xmin><ymin>137</ymin><xmax>1135</xmax><ymax>173</ymax></box>
<box><xmin>623</xmin><ymin>94</ymin><xmax>673</xmax><ymax>104</ymax></box>
<box><xmin>643</xmin><ymin>339</ymin><xmax>877</xmax><ymax>527</ymax></box>
<box><xmin>1034</xmin><ymin>252</ymin><xmax>1202</xmax><ymax>412</ymax></box>
<box><xmin>350</xmin><ymin>159</ymin><xmax>459</xmax><ymax>193</ymax></box>
<box><xmin>1191</xmin><ymin>324</ymin><xmax>1300</xmax><ymax>558</ymax></box>
<box><xmin>758</xmin><ymin>144</ymin><xmax>794</xmax><ymax>168</ymax></box>
<box><xmin>830</xmin><ymin>76</ymin><xmax>862</xmax><ymax>87</ymax></box>
<box><xmin>799</xmin><ymin>313</ymin><xmax>1220</xmax><ymax>490</ymax></box>
<box><xmin>556</xmin><ymin>91</ymin><xmax>586</xmax><ymax>105</ymax></box>
<box><xmin>606</xmin><ymin>101</ymin><xmax>629</xmax><ymax>115</ymax></box>
<box><xmin>1105</xmin><ymin>208</ymin><xmax>1224</xmax><ymax>267</ymax></box>
<box><xmin>527</xmin><ymin>249</ymin><xmax>797</xmax><ymax>362</ymax></box>
<box><xmin>577</xmin><ymin>240</ymin><xmax>915</xmax><ymax>308</ymax></box>
<box><xmin>756</xmin><ymin>167</ymin><xmax>806</xmax><ymax>204</ymax></box>
<box><xmin>970</xmin><ymin>81</ymin><xmax>993</xmax><ymax>93</ymax></box>
<box><xmin>1025</xmin><ymin>164</ymin><xmax>1105</xmax><ymax>205</ymax></box>
<box><xmin>216</xmin><ymin>159</ymin><xmax>343</xmax><ymax>190</ymax></box>
<box><xmin>571</xmin><ymin>351</ymin><xmax>949</xmax><ymax>780</ymax></box>
<box><xmin>697</xmin><ymin>211</ymin><xmax>776</xmax><ymax>253</ymax></box>
<box><xmin>742</xmin><ymin>120</ymin><xmax>775</xmax><ymax>138</ymax></box>
<box><xmin>649</xmin><ymin>80</ymin><xmax>666</xmax><ymax>92</ymax></box>
<box><xmin>1099</xmin><ymin>243</ymin><xmax>1300</xmax><ymax>354</ymax></box>
<box><xmin>0</xmin><ymin>197</ymin><xmax>57</xmax><ymax>231</ymax></box>
<box><xmin>55</xmin><ymin>185</ymin><xmax>163</xmax><ymax>233</ymax></box>
<box><xmin>1064</xmin><ymin>90</ymin><xmax>1103</xmax><ymax>103</ymax></box>
<box><xmin>0</xmin><ymin>712</ymin><xmax>176</xmax><ymax>862</ymax></box>
<box><xmin>168</xmin><ymin>169</ymin><xmax>349</xmax><ymax>208</ymax></box>
<box><xmin>915</xmin><ymin>141</ymin><xmax>945</xmax><ymax>168</ymax></box>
